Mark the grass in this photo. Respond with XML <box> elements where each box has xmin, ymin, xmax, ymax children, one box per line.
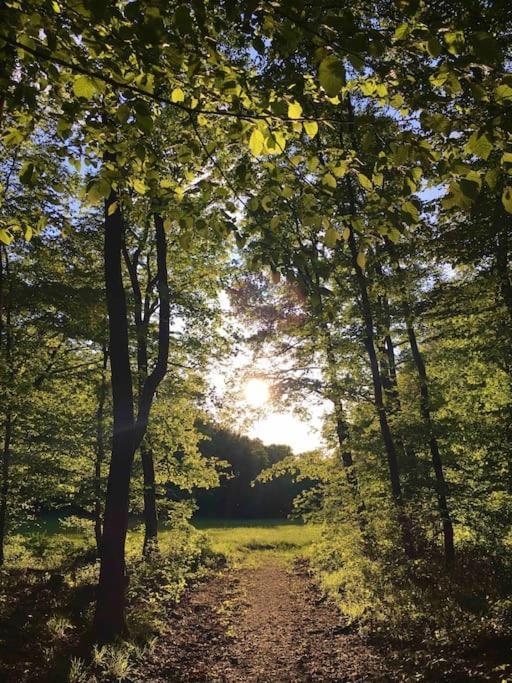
<box><xmin>192</xmin><ymin>517</ymin><xmax>321</xmax><ymax>566</ymax></box>
<box><xmin>9</xmin><ymin>515</ymin><xmax>321</xmax><ymax>568</ymax></box>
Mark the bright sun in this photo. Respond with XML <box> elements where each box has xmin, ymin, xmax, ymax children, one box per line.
<box><xmin>244</xmin><ymin>378</ymin><xmax>270</xmax><ymax>407</ymax></box>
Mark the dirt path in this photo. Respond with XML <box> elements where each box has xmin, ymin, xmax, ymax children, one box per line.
<box><xmin>139</xmin><ymin>559</ymin><xmax>388</xmax><ymax>682</ymax></box>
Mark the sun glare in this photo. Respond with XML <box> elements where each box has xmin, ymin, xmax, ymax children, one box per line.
<box><xmin>244</xmin><ymin>378</ymin><xmax>270</xmax><ymax>407</ymax></box>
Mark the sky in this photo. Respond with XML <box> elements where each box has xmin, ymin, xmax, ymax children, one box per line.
<box><xmin>209</xmin><ymin>360</ymin><xmax>325</xmax><ymax>454</ymax></box>
<box><xmin>248</xmin><ymin>411</ymin><xmax>323</xmax><ymax>453</ymax></box>
<box><xmin>209</xmin><ymin>292</ymin><xmax>325</xmax><ymax>454</ymax></box>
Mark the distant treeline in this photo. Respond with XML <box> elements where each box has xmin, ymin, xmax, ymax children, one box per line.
<box><xmin>194</xmin><ymin>424</ymin><xmax>307</xmax><ymax>519</ymax></box>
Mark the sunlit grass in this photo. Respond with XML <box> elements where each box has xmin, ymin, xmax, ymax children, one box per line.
<box><xmin>9</xmin><ymin>515</ymin><xmax>321</xmax><ymax>568</ymax></box>
<box><xmin>192</xmin><ymin>518</ymin><xmax>322</xmax><ymax>566</ymax></box>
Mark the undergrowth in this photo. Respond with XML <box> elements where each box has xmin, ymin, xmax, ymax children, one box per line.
<box><xmin>0</xmin><ymin>515</ymin><xmax>222</xmax><ymax>682</ymax></box>
<box><xmin>307</xmin><ymin>520</ymin><xmax>512</xmax><ymax>680</ymax></box>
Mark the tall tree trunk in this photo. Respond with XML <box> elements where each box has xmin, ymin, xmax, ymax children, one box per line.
<box><xmin>496</xmin><ymin>218</ymin><xmax>512</xmax><ymax>330</ymax></box>
<box><xmin>392</xmin><ymin>257</ymin><xmax>455</xmax><ymax>566</ymax></box>
<box><xmin>94</xmin><ymin>190</ymin><xmax>136</xmax><ymax>643</ymax></box>
<box><xmin>346</xmin><ymin>226</ymin><xmax>414</xmax><ymax>557</ymax></box>
<box><xmin>322</xmin><ymin>325</ymin><xmax>373</xmax><ymax>542</ymax></box>
<box><xmin>313</xmin><ymin>283</ymin><xmax>368</xmax><ymax>532</ymax></box>
<box><xmin>0</xmin><ymin>44</ymin><xmax>14</xmax><ymax>131</ymax></box>
<box><xmin>337</xmin><ymin>86</ymin><xmax>413</xmax><ymax>556</ymax></box>
<box><xmin>123</xmin><ymin>214</ymin><xmax>170</xmax><ymax>555</ymax></box>
<box><xmin>141</xmin><ymin>439</ymin><xmax>158</xmax><ymax>555</ymax></box>
<box><xmin>374</xmin><ymin>260</ymin><xmax>419</xmax><ymax>475</ymax></box>
<box><xmin>0</xmin><ymin>412</ymin><xmax>12</xmax><ymax>566</ymax></box>
<box><xmin>0</xmin><ymin>245</ymin><xmax>13</xmax><ymax>565</ymax></box>
<box><xmin>94</xmin><ymin>343</ymin><xmax>108</xmax><ymax>557</ymax></box>
<box><xmin>374</xmin><ymin>262</ymin><xmax>401</xmax><ymax>412</ymax></box>
<box><xmin>135</xmin><ymin>214</ymin><xmax>169</xmax><ymax>552</ymax></box>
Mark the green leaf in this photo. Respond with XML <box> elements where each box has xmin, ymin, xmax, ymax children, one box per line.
<box><xmin>288</xmin><ymin>101</ymin><xmax>302</xmax><ymax>119</ymax></box>
<box><xmin>171</xmin><ymin>88</ymin><xmax>185</xmax><ymax>103</ymax></box>
<box><xmin>393</xmin><ymin>23</ymin><xmax>410</xmax><ymax>41</ymax></box>
<box><xmin>87</xmin><ymin>178</ymin><xmax>111</xmax><ymax>203</ymax></box>
<box><xmin>333</xmin><ymin>161</ymin><xmax>350</xmax><ymax>177</ymax></box>
<box><xmin>402</xmin><ymin>200</ymin><xmax>420</xmax><ymax>222</ymax></box>
<box><xmin>356</xmin><ymin>173</ymin><xmax>373</xmax><ymax>191</ymax></box>
<box><xmin>20</xmin><ymin>161</ymin><xmax>35</xmax><ymax>185</ymax></box>
<box><xmin>73</xmin><ymin>75</ymin><xmax>98</xmax><ymax>99</ymax></box>
<box><xmin>136</xmin><ymin>113</ymin><xmax>153</xmax><ymax>133</ymax></box>
<box><xmin>0</xmin><ymin>229</ymin><xmax>13</xmax><ymax>245</ymax></box>
<box><xmin>444</xmin><ymin>30</ymin><xmax>465</xmax><ymax>55</ymax></box>
<box><xmin>304</xmin><ymin>121</ymin><xmax>318</xmax><ymax>138</ymax></box>
<box><xmin>318</xmin><ymin>56</ymin><xmax>345</xmax><ymax>97</ymax></box>
<box><xmin>485</xmin><ymin>168</ymin><xmax>499</xmax><ymax>189</ymax></box>
<box><xmin>116</xmin><ymin>104</ymin><xmax>130</xmax><ymax>124</ymax></box>
<box><xmin>426</xmin><ymin>36</ymin><xmax>442</xmax><ymax>57</ymax></box>
<box><xmin>324</xmin><ymin>225</ymin><xmax>339</xmax><ymax>248</ymax></box>
<box><xmin>496</xmin><ymin>84</ymin><xmax>512</xmax><ymax>103</ymax></box>
<box><xmin>502</xmin><ymin>187</ymin><xmax>512</xmax><ymax>213</ymax></box>
<box><xmin>322</xmin><ymin>173</ymin><xmax>337</xmax><ymax>189</ymax></box>
<box><xmin>132</xmin><ymin>179</ymin><xmax>148</xmax><ymax>194</ymax></box>
<box><xmin>249</xmin><ymin>129</ymin><xmax>265</xmax><ymax>156</ymax></box>
<box><xmin>307</xmin><ymin>156</ymin><xmax>320</xmax><ymax>172</ymax></box>
<box><xmin>261</xmin><ymin>195</ymin><xmax>272</xmax><ymax>211</ymax></box>
<box><xmin>466</xmin><ymin>132</ymin><xmax>493</xmax><ymax>160</ymax></box>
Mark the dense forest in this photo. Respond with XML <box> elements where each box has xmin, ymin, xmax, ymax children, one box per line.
<box><xmin>1</xmin><ymin>0</ymin><xmax>512</xmax><ymax>680</ymax></box>
<box><xmin>195</xmin><ymin>425</ymin><xmax>306</xmax><ymax>518</ymax></box>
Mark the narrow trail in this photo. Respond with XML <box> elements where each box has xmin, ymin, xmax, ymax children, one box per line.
<box><xmin>140</xmin><ymin>559</ymin><xmax>388</xmax><ymax>682</ymax></box>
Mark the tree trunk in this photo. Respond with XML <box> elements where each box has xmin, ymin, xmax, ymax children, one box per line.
<box><xmin>392</xmin><ymin>257</ymin><xmax>455</xmax><ymax>566</ymax></box>
<box><xmin>94</xmin><ymin>343</ymin><xmax>108</xmax><ymax>557</ymax></box>
<box><xmin>93</xmin><ymin>190</ymin><xmax>136</xmax><ymax>643</ymax></box>
<box><xmin>0</xmin><ymin>412</ymin><xmax>12</xmax><ymax>565</ymax></box>
<box><xmin>374</xmin><ymin>262</ymin><xmax>401</xmax><ymax>412</ymax></box>
<box><xmin>320</xmin><ymin>317</ymin><xmax>370</xmax><ymax>531</ymax></box>
<box><xmin>346</xmin><ymin>226</ymin><xmax>414</xmax><ymax>557</ymax></box>
<box><xmin>123</xmin><ymin>213</ymin><xmax>170</xmax><ymax>555</ymax></box>
<box><xmin>0</xmin><ymin>44</ymin><xmax>14</xmax><ymax>131</ymax></box>
<box><xmin>0</xmin><ymin>245</ymin><xmax>13</xmax><ymax>566</ymax></box>
<box><xmin>336</xmin><ymin>86</ymin><xmax>413</xmax><ymax>556</ymax></box>
<box><xmin>141</xmin><ymin>439</ymin><xmax>158</xmax><ymax>555</ymax></box>
<box><xmin>496</xmin><ymin>219</ymin><xmax>512</xmax><ymax>329</ymax></box>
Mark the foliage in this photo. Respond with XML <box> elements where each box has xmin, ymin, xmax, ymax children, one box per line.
<box><xmin>195</xmin><ymin>423</ymin><xmax>310</xmax><ymax>519</ymax></box>
<box><xmin>1</xmin><ymin>0</ymin><xmax>512</xmax><ymax>676</ymax></box>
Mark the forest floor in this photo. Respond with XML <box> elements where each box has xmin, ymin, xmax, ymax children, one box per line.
<box><xmin>2</xmin><ymin>520</ymin><xmax>509</xmax><ymax>681</ymax></box>
<box><xmin>136</xmin><ymin>556</ymin><xmax>388</xmax><ymax>682</ymax></box>
<box><xmin>135</xmin><ymin>521</ymin><xmax>389</xmax><ymax>682</ymax></box>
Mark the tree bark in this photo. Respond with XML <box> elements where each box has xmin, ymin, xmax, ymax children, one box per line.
<box><xmin>141</xmin><ymin>439</ymin><xmax>158</xmax><ymax>554</ymax></box>
<box><xmin>0</xmin><ymin>245</ymin><xmax>13</xmax><ymax>565</ymax></box>
<box><xmin>0</xmin><ymin>412</ymin><xmax>12</xmax><ymax>566</ymax></box>
<box><xmin>94</xmin><ymin>190</ymin><xmax>136</xmax><ymax>643</ymax></box>
<box><xmin>133</xmin><ymin>214</ymin><xmax>170</xmax><ymax>449</ymax></box>
<box><xmin>374</xmin><ymin>262</ymin><xmax>401</xmax><ymax>412</ymax></box>
<box><xmin>94</xmin><ymin>343</ymin><xmax>108</xmax><ymax>557</ymax></box>
<box><xmin>346</xmin><ymin>225</ymin><xmax>414</xmax><ymax>557</ymax></box>
<box><xmin>496</xmin><ymin>218</ymin><xmax>512</xmax><ymax>330</ymax></box>
<box><xmin>392</xmin><ymin>256</ymin><xmax>455</xmax><ymax>566</ymax></box>
<box><xmin>123</xmin><ymin>213</ymin><xmax>170</xmax><ymax>554</ymax></box>
<box><xmin>337</xmin><ymin>86</ymin><xmax>413</xmax><ymax>556</ymax></box>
